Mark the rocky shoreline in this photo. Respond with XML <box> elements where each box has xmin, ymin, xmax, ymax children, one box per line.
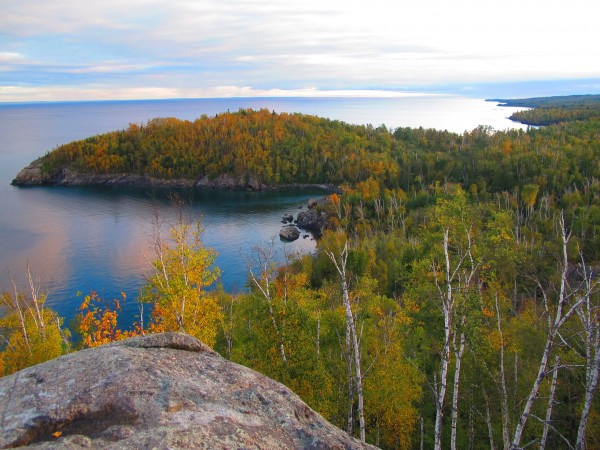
<box><xmin>278</xmin><ymin>196</ymin><xmax>329</xmax><ymax>241</ymax></box>
<box><xmin>11</xmin><ymin>159</ymin><xmax>339</xmax><ymax>193</ymax></box>
<box><xmin>12</xmin><ymin>160</ymin><xmax>334</xmax><ymax>242</ymax></box>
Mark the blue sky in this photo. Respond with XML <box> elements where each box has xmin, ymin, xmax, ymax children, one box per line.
<box><xmin>1</xmin><ymin>0</ymin><xmax>599</xmax><ymax>102</ymax></box>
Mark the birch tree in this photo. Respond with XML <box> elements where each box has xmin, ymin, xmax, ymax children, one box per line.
<box><xmin>511</xmin><ymin>213</ymin><xmax>592</xmax><ymax>449</ymax></box>
<box><xmin>0</xmin><ymin>266</ymin><xmax>69</xmax><ymax>375</ymax></box>
<box><xmin>140</xmin><ymin>199</ymin><xmax>221</xmax><ymax>347</ymax></box>
<box><xmin>539</xmin><ymin>355</ymin><xmax>560</xmax><ymax>450</ymax></box>
<box><xmin>573</xmin><ymin>258</ymin><xmax>599</xmax><ymax>450</ymax></box>
<box><xmin>427</xmin><ymin>189</ymin><xmax>481</xmax><ymax>450</ymax></box>
<box><xmin>246</xmin><ymin>239</ymin><xmax>288</xmax><ymax>365</ymax></box>
<box><xmin>431</xmin><ymin>226</ymin><xmax>478</xmax><ymax>450</ymax></box>
<box><xmin>323</xmin><ymin>231</ymin><xmax>366</xmax><ymax>442</ymax></box>
<box><xmin>495</xmin><ymin>294</ymin><xmax>512</xmax><ymax>450</ymax></box>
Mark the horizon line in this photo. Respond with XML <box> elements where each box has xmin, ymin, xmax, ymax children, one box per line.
<box><xmin>0</xmin><ymin>87</ymin><xmax>449</xmax><ymax>104</ymax></box>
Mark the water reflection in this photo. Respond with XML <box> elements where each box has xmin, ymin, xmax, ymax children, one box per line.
<box><xmin>1</xmin><ymin>186</ymin><xmax>321</xmax><ymax>323</ymax></box>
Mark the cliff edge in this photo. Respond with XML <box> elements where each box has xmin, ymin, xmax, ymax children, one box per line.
<box><xmin>0</xmin><ymin>333</ymin><xmax>375</xmax><ymax>449</ymax></box>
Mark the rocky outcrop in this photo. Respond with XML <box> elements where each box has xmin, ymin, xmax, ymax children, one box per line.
<box><xmin>296</xmin><ymin>209</ymin><xmax>327</xmax><ymax>237</ymax></box>
<box><xmin>12</xmin><ymin>160</ymin><xmax>340</xmax><ymax>193</ymax></box>
<box><xmin>11</xmin><ymin>160</ymin><xmax>46</xmax><ymax>185</ymax></box>
<box><xmin>11</xmin><ymin>160</ymin><xmax>197</xmax><ymax>189</ymax></box>
<box><xmin>11</xmin><ymin>161</ymin><xmax>264</xmax><ymax>191</ymax></box>
<box><xmin>0</xmin><ymin>333</ymin><xmax>375</xmax><ymax>449</ymax></box>
<box><xmin>195</xmin><ymin>174</ymin><xmax>268</xmax><ymax>191</ymax></box>
<box><xmin>11</xmin><ymin>159</ymin><xmax>343</xmax><ymax>195</ymax></box>
<box><xmin>307</xmin><ymin>196</ymin><xmax>329</xmax><ymax>210</ymax></box>
<box><xmin>279</xmin><ymin>225</ymin><xmax>300</xmax><ymax>242</ymax></box>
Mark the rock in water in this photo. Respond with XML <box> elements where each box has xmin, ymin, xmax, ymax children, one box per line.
<box><xmin>0</xmin><ymin>333</ymin><xmax>375</xmax><ymax>449</ymax></box>
<box><xmin>296</xmin><ymin>210</ymin><xmax>327</xmax><ymax>237</ymax></box>
<box><xmin>279</xmin><ymin>225</ymin><xmax>300</xmax><ymax>242</ymax></box>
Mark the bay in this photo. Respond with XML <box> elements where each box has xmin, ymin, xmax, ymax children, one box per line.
<box><xmin>0</xmin><ymin>95</ymin><xmax>527</xmax><ymax>325</ymax></box>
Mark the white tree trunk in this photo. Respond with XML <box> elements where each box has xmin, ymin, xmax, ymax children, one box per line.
<box><xmin>25</xmin><ymin>265</ymin><xmax>46</xmax><ymax>339</ymax></box>
<box><xmin>346</xmin><ymin>317</ymin><xmax>354</xmax><ymax>435</ymax></box>
<box><xmin>512</xmin><ymin>214</ymin><xmax>586</xmax><ymax>449</ymax></box>
<box><xmin>434</xmin><ymin>229</ymin><xmax>458</xmax><ymax>450</ymax></box>
<box><xmin>576</xmin><ymin>343</ymin><xmax>600</xmax><ymax>450</ymax></box>
<box><xmin>540</xmin><ymin>355</ymin><xmax>559</xmax><ymax>450</ymax></box>
<box><xmin>247</xmin><ymin>243</ymin><xmax>287</xmax><ymax>364</ymax></box>
<box><xmin>8</xmin><ymin>274</ymin><xmax>31</xmax><ymax>354</ymax></box>
<box><xmin>450</xmin><ymin>327</ymin><xmax>466</xmax><ymax>450</ymax></box>
<box><xmin>495</xmin><ymin>295</ymin><xmax>512</xmax><ymax>450</ymax></box>
<box><xmin>483</xmin><ymin>389</ymin><xmax>496</xmax><ymax>450</ymax></box>
<box><xmin>434</xmin><ymin>301</ymin><xmax>451</xmax><ymax>450</ymax></box>
<box><xmin>575</xmin><ymin>261</ymin><xmax>600</xmax><ymax>450</ymax></box>
<box><xmin>326</xmin><ymin>241</ymin><xmax>366</xmax><ymax>442</ymax></box>
<box><xmin>512</xmin><ymin>338</ymin><xmax>553</xmax><ymax>449</ymax></box>
<box><xmin>420</xmin><ymin>415</ymin><xmax>425</xmax><ymax>450</ymax></box>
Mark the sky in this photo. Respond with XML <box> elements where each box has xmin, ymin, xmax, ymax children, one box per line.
<box><xmin>1</xmin><ymin>0</ymin><xmax>600</xmax><ymax>102</ymax></box>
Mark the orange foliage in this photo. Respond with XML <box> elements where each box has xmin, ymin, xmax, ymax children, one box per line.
<box><xmin>77</xmin><ymin>292</ymin><xmax>142</xmax><ymax>348</ymax></box>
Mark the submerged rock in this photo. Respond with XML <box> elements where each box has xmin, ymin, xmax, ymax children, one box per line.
<box><xmin>0</xmin><ymin>333</ymin><xmax>375</xmax><ymax>449</ymax></box>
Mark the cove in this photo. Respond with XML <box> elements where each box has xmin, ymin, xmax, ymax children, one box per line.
<box><xmin>4</xmin><ymin>185</ymin><xmax>322</xmax><ymax>326</ymax></box>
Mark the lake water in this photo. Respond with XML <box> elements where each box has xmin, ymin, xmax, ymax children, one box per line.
<box><xmin>0</xmin><ymin>96</ymin><xmax>526</xmax><ymax>325</ymax></box>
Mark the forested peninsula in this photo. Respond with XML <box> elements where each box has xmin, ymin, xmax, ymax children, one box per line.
<box><xmin>5</xmin><ymin>95</ymin><xmax>600</xmax><ymax>448</ymax></box>
<box><xmin>491</xmin><ymin>93</ymin><xmax>600</xmax><ymax>126</ymax></box>
<box><xmin>11</xmin><ymin>97</ymin><xmax>600</xmax><ymax>199</ymax></box>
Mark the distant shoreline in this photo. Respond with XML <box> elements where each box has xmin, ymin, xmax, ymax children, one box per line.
<box><xmin>487</xmin><ymin>94</ymin><xmax>600</xmax><ymax>126</ymax></box>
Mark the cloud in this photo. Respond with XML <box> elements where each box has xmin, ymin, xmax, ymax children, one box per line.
<box><xmin>0</xmin><ymin>52</ymin><xmax>25</xmax><ymax>62</ymax></box>
<box><xmin>0</xmin><ymin>84</ymin><xmax>432</xmax><ymax>102</ymax></box>
<box><xmin>64</xmin><ymin>63</ymin><xmax>156</xmax><ymax>74</ymax></box>
<box><xmin>1</xmin><ymin>0</ymin><xmax>599</xmax><ymax>101</ymax></box>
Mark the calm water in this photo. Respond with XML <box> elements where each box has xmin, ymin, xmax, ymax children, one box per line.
<box><xmin>0</xmin><ymin>96</ymin><xmax>526</xmax><ymax>325</ymax></box>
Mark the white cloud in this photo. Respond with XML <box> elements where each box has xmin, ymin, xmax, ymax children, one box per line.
<box><xmin>1</xmin><ymin>0</ymin><xmax>599</xmax><ymax>101</ymax></box>
<box><xmin>65</xmin><ymin>63</ymin><xmax>155</xmax><ymax>74</ymax></box>
<box><xmin>0</xmin><ymin>85</ymin><xmax>430</xmax><ymax>102</ymax></box>
<box><xmin>0</xmin><ymin>52</ymin><xmax>25</xmax><ymax>61</ymax></box>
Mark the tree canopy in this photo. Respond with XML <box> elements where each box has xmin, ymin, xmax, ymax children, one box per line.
<box><xmin>5</xmin><ymin>95</ymin><xmax>600</xmax><ymax>448</ymax></box>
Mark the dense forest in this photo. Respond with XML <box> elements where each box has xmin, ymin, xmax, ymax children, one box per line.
<box><xmin>3</xmin><ymin>95</ymin><xmax>600</xmax><ymax>449</ymax></box>
<box><xmin>492</xmin><ymin>94</ymin><xmax>600</xmax><ymax>126</ymax></box>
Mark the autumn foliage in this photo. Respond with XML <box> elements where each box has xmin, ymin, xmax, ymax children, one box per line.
<box><xmin>0</xmin><ymin>269</ymin><xmax>69</xmax><ymax>375</ymax></box>
<box><xmin>76</xmin><ymin>291</ymin><xmax>141</xmax><ymax>348</ymax></box>
<box><xmin>4</xmin><ymin>97</ymin><xmax>600</xmax><ymax>448</ymax></box>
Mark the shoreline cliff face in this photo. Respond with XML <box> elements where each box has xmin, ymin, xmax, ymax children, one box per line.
<box><xmin>11</xmin><ymin>160</ymin><xmax>338</xmax><ymax>192</ymax></box>
<box><xmin>0</xmin><ymin>333</ymin><xmax>376</xmax><ymax>449</ymax></box>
